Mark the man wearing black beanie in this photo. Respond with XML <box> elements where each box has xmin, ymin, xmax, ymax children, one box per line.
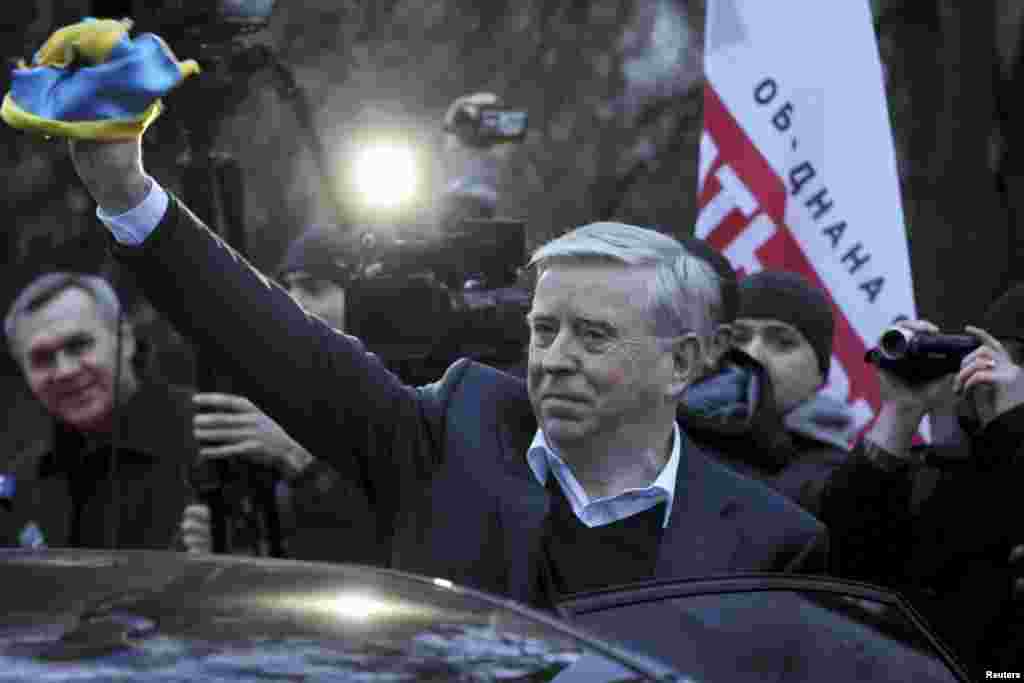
<box><xmin>822</xmin><ymin>283</ymin><xmax>1024</xmax><ymax>678</ymax></box>
<box><xmin>680</xmin><ymin>269</ymin><xmax>854</xmax><ymax>519</ymax></box>
<box><xmin>276</xmin><ymin>224</ymin><xmax>355</xmax><ymax>331</ymax></box>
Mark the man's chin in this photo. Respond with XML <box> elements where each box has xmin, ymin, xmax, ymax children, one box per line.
<box><xmin>541</xmin><ymin>416</ymin><xmax>593</xmax><ymax>446</ymax></box>
<box><xmin>58</xmin><ymin>401</ymin><xmax>113</xmax><ymax>433</ymax></box>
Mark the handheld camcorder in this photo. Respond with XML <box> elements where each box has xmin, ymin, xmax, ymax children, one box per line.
<box><xmin>444</xmin><ymin>106</ymin><xmax>529</xmax><ymax>148</ymax></box>
<box><xmin>865</xmin><ymin>327</ymin><xmax>980</xmax><ymax>384</ymax></box>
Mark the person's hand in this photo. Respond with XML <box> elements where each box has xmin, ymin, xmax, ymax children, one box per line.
<box><xmin>954</xmin><ymin>326</ymin><xmax>1024</xmax><ymax>426</ymax></box>
<box><xmin>192</xmin><ymin>393</ymin><xmax>314</xmax><ymax>479</ymax></box>
<box><xmin>68</xmin><ymin>138</ymin><xmax>149</xmax><ymax>214</ymax></box>
<box><xmin>1010</xmin><ymin>544</ymin><xmax>1024</xmax><ymax>600</ymax></box>
<box><xmin>180</xmin><ymin>503</ymin><xmax>212</xmax><ymax>554</ymax></box>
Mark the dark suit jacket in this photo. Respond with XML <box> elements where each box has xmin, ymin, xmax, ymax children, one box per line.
<box><xmin>109</xmin><ymin>195</ymin><xmax>827</xmax><ymax>607</ymax></box>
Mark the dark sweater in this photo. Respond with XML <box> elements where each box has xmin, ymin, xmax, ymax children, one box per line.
<box><xmin>542</xmin><ymin>479</ymin><xmax>666</xmax><ymax>597</ymax></box>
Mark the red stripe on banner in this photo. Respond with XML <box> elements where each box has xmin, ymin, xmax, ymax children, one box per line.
<box><xmin>700</xmin><ymin>86</ymin><xmax>788</xmax><ymax>230</ymax></box>
<box><xmin>698</xmin><ymin>83</ymin><xmax>881</xmax><ymax>430</ymax></box>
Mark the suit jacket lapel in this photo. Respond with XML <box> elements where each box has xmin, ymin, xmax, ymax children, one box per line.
<box><xmin>494</xmin><ymin>389</ymin><xmax>550</xmax><ymax>604</ymax></box>
<box><xmin>655</xmin><ymin>429</ymin><xmax>747</xmax><ymax>579</ymax></box>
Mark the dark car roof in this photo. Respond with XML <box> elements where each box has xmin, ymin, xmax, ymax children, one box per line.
<box><xmin>0</xmin><ymin>549</ymin><xmax>681</xmax><ymax>682</ymax></box>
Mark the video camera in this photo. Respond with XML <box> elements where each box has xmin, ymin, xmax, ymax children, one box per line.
<box><xmin>865</xmin><ymin>327</ymin><xmax>980</xmax><ymax>385</ymax></box>
<box><xmin>346</xmin><ymin>217</ymin><xmax>530</xmax><ymax>383</ymax></box>
<box><xmin>443</xmin><ymin>106</ymin><xmax>529</xmax><ymax>149</ymax></box>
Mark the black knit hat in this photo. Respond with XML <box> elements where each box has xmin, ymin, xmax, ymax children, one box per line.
<box><xmin>737</xmin><ymin>270</ymin><xmax>835</xmax><ymax>379</ymax></box>
<box><xmin>981</xmin><ymin>282</ymin><xmax>1024</xmax><ymax>345</ymax></box>
<box><xmin>679</xmin><ymin>235</ymin><xmax>738</xmax><ymax>325</ymax></box>
<box><xmin>276</xmin><ymin>224</ymin><xmax>354</xmax><ymax>288</ymax></box>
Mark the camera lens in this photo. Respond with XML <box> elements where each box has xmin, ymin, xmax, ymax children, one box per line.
<box><xmin>879</xmin><ymin>327</ymin><xmax>912</xmax><ymax>360</ymax></box>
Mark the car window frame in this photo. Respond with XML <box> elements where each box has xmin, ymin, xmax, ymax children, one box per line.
<box><xmin>555</xmin><ymin>572</ymin><xmax>971</xmax><ymax>683</ymax></box>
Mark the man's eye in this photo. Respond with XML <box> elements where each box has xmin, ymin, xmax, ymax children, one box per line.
<box><xmin>30</xmin><ymin>353</ymin><xmax>54</xmax><ymax>369</ymax></box>
<box><xmin>766</xmin><ymin>334</ymin><xmax>797</xmax><ymax>351</ymax></box>
<box><xmin>580</xmin><ymin>328</ymin><xmax>612</xmax><ymax>349</ymax></box>
<box><xmin>66</xmin><ymin>338</ymin><xmax>92</xmax><ymax>354</ymax></box>
<box><xmin>531</xmin><ymin>324</ymin><xmax>556</xmax><ymax>344</ymax></box>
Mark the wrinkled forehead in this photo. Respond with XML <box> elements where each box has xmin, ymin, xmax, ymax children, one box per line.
<box><xmin>530</xmin><ymin>262</ymin><xmax>656</xmax><ymax>326</ymax></box>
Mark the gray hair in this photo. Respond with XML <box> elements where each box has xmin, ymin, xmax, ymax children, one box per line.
<box><xmin>528</xmin><ymin>222</ymin><xmax>723</xmax><ymax>343</ymax></box>
<box><xmin>4</xmin><ymin>272</ymin><xmax>122</xmax><ymax>354</ymax></box>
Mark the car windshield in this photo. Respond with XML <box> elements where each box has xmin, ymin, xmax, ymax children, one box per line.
<box><xmin>0</xmin><ymin>550</ymin><xmax>673</xmax><ymax>683</ymax></box>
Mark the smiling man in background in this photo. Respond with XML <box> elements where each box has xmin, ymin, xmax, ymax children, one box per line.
<box><xmin>1</xmin><ymin>271</ymin><xmax>195</xmax><ymax>550</ymax></box>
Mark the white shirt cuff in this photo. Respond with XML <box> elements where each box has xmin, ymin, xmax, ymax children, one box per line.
<box><xmin>95</xmin><ymin>176</ymin><xmax>169</xmax><ymax>246</ymax></box>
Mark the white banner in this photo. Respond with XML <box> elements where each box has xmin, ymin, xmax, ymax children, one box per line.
<box><xmin>697</xmin><ymin>0</ymin><xmax>917</xmax><ymax>438</ymax></box>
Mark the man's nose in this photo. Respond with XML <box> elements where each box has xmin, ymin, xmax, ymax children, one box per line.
<box><xmin>737</xmin><ymin>337</ymin><xmax>763</xmax><ymax>364</ymax></box>
<box><xmin>539</xmin><ymin>331</ymin><xmax>581</xmax><ymax>373</ymax></box>
<box><xmin>53</xmin><ymin>351</ymin><xmax>80</xmax><ymax>378</ymax></box>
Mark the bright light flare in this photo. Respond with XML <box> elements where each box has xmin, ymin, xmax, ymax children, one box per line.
<box><xmin>272</xmin><ymin>592</ymin><xmax>392</xmax><ymax>620</ymax></box>
<box><xmin>325</xmin><ymin>593</ymin><xmax>389</xmax><ymax>620</ymax></box>
<box><xmin>352</xmin><ymin>143</ymin><xmax>419</xmax><ymax>209</ymax></box>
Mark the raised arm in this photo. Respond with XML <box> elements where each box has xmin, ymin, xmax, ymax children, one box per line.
<box><xmin>68</xmin><ymin>138</ymin><xmax>442</xmax><ymax>536</ymax></box>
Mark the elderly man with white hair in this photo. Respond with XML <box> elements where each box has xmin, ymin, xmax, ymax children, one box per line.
<box><xmin>62</xmin><ymin>135</ymin><xmax>826</xmax><ymax>608</ymax></box>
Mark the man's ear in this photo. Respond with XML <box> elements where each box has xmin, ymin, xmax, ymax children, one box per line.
<box><xmin>667</xmin><ymin>334</ymin><xmax>703</xmax><ymax>399</ymax></box>
<box><xmin>713</xmin><ymin>323</ymin><xmax>733</xmax><ymax>355</ymax></box>
<box><xmin>119</xmin><ymin>320</ymin><xmax>136</xmax><ymax>365</ymax></box>
<box><xmin>700</xmin><ymin>323</ymin><xmax>733</xmax><ymax>372</ymax></box>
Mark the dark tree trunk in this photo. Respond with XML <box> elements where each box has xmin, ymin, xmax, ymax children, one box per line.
<box><xmin>885</xmin><ymin>0</ymin><xmax>1010</xmax><ymax>329</ymax></box>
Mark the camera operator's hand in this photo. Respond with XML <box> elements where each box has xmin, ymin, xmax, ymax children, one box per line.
<box><xmin>68</xmin><ymin>138</ymin><xmax>151</xmax><ymax>215</ymax></box>
<box><xmin>1010</xmin><ymin>544</ymin><xmax>1024</xmax><ymax>600</ymax></box>
<box><xmin>954</xmin><ymin>326</ymin><xmax>1024</xmax><ymax>427</ymax></box>
<box><xmin>868</xmin><ymin>319</ymin><xmax>956</xmax><ymax>458</ymax></box>
<box><xmin>180</xmin><ymin>503</ymin><xmax>212</xmax><ymax>554</ymax></box>
<box><xmin>193</xmin><ymin>393</ymin><xmax>315</xmax><ymax>480</ymax></box>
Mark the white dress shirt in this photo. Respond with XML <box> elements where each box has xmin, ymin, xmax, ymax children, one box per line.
<box><xmin>96</xmin><ymin>176</ymin><xmax>168</xmax><ymax>244</ymax></box>
<box><xmin>527</xmin><ymin>424</ymin><xmax>681</xmax><ymax>529</ymax></box>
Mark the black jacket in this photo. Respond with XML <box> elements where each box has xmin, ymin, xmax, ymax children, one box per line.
<box><xmin>106</xmin><ymin>194</ymin><xmax>828</xmax><ymax>608</ymax></box>
<box><xmin>0</xmin><ymin>380</ymin><xmax>196</xmax><ymax>550</ymax></box>
<box><xmin>679</xmin><ymin>350</ymin><xmax>853</xmax><ymax>519</ymax></box>
<box><xmin>821</xmin><ymin>405</ymin><xmax>1024</xmax><ymax>676</ymax></box>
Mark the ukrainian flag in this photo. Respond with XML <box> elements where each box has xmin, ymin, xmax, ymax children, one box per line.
<box><xmin>1</xmin><ymin>17</ymin><xmax>200</xmax><ymax>140</ymax></box>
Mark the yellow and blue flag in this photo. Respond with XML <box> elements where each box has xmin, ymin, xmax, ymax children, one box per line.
<box><xmin>1</xmin><ymin>17</ymin><xmax>200</xmax><ymax>140</ymax></box>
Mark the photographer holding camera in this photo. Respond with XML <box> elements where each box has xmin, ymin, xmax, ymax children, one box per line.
<box><xmin>822</xmin><ymin>284</ymin><xmax>1024</xmax><ymax>676</ymax></box>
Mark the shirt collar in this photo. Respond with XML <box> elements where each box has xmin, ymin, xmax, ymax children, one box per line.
<box><xmin>526</xmin><ymin>423</ymin><xmax>682</xmax><ymax>528</ymax></box>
